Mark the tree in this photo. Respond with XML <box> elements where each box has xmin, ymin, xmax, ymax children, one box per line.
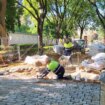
<box><xmin>0</xmin><ymin>0</ymin><xmax>20</xmax><ymax>46</ymax></box>
<box><xmin>88</xmin><ymin>0</ymin><xmax>105</xmax><ymax>33</ymax></box>
<box><xmin>46</xmin><ymin>0</ymin><xmax>69</xmax><ymax>41</ymax></box>
<box><xmin>74</xmin><ymin>0</ymin><xmax>96</xmax><ymax>39</ymax></box>
<box><xmin>46</xmin><ymin>0</ymin><xmax>93</xmax><ymax>40</ymax></box>
<box><xmin>16</xmin><ymin>0</ymin><xmax>47</xmax><ymax>54</ymax></box>
<box><xmin>6</xmin><ymin>0</ymin><xmax>18</xmax><ymax>32</ymax></box>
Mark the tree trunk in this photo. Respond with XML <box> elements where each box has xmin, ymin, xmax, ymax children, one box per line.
<box><xmin>0</xmin><ymin>0</ymin><xmax>8</xmax><ymax>46</ymax></box>
<box><xmin>37</xmin><ymin>19</ymin><xmax>44</xmax><ymax>55</ymax></box>
<box><xmin>55</xmin><ymin>25</ymin><xmax>60</xmax><ymax>44</ymax></box>
<box><xmin>80</xmin><ymin>27</ymin><xmax>84</xmax><ymax>39</ymax></box>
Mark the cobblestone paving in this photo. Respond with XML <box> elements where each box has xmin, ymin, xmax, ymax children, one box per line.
<box><xmin>0</xmin><ymin>77</ymin><xmax>101</xmax><ymax>105</ymax></box>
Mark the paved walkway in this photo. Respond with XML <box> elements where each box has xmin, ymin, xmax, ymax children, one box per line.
<box><xmin>0</xmin><ymin>76</ymin><xmax>103</xmax><ymax>105</ymax></box>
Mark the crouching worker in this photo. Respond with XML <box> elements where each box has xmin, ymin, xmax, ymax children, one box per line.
<box><xmin>37</xmin><ymin>57</ymin><xmax>65</xmax><ymax>79</ymax></box>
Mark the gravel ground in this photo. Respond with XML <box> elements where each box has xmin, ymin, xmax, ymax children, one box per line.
<box><xmin>0</xmin><ymin>76</ymin><xmax>102</xmax><ymax>105</ymax></box>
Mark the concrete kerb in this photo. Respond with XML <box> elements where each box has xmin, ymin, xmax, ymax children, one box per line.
<box><xmin>100</xmin><ymin>82</ymin><xmax>105</xmax><ymax>105</ymax></box>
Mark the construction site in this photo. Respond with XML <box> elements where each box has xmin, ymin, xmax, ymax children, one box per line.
<box><xmin>0</xmin><ymin>39</ymin><xmax>105</xmax><ymax>105</ymax></box>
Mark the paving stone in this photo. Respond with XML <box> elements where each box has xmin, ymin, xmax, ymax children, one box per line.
<box><xmin>0</xmin><ymin>77</ymin><xmax>103</xmax><ymax>105</ymax></box>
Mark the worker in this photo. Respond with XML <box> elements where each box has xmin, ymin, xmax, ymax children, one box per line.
<box><xmin>37</xmin><ymin>57</ymin><xmax>65</xmax><ymax>79</ymax></box>
<box><xmin>64</xmin><ymin>39</ymin><xmax>73</xmax><ymax>56</ymax></box>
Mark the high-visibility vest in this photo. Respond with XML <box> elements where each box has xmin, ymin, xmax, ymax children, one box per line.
<box><xmin>64</xmin><ymin>42</ymin><xmax>73</xmax><ymax>48</ymax></box>
<box><xmin>47</xmin><ymin>61</ymin><xmax>59</xmax><ymax>72</ymax></box>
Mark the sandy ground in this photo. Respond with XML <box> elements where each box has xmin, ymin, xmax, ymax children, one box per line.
<box><xmin>0</xmin><ymin>52</ymin><xmax>91</xmax><ymax>80</ymax></box>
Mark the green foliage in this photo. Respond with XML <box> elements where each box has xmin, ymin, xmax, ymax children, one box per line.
<box><xmin>45</xmin><ymin>0</ymin><xmax>97</xmax><ymax>38</ymax></box>
<box><xmin>46</xmin><ymin>0</ymin><xmax>70</xmax><ymax>38</ymax></box>
<box><xmin>15</xmin><ymin>25</ymin><xmax>31</xmax><ymax>34</ymax></box>
<box><xmin>15</xmin><ymin>6</ymin><xmax>23</xmax><ymax>29</ymax></box>
<box><xmin>18</xmin><ymin>44</ymin><xmax>37</xmax><ymax>49</ymax></box>
<box><xmin>43</xmin><ymin>46</ymin><xmax>53</xmax><ymax>49</ymax></box>
<box><xmin>87</xmin><ymin>0</ymin><xmax>105</xmax><ymax>34</ymax></box>
<box><xmin>6</xmin><ymin>0</ymin><xmax>17</xmax><ymax>32</ymax></box>
<box><xmin>23</xmin><ymin>0</ymin><xmax>38</xmax><ymax>16</ymax></box>
<box><xmin>6</xmin><ymin>0</ymin><xmax>24</xmax><ymax>32</ymax></box>
<box><xmin>13</xmin><ymin>0</ymin><xmax>105</xmax><ymax>41</ymax></box>
<box><xmin>20</xmin><ymin>0</ymin><xmax>47</xmax><ymax>34</ymax></box>
<box><xmin>16</xmin><ymin>0</ymin><xmax>48</xmax><ymax>51</ymax></box>
<box><xmin>43</xmin><ymin>21</ymin><xmax>56</xmax><ymax>38</ymax></box>
<box><xmin>15</xmin><ymin>14</ymin><xmax>37</xmax><ymax>34</ymax></box>
<box><xmin>97</xmin><ymin>27</ymin><xmax>105</xmax><ymax>38</ymax></box>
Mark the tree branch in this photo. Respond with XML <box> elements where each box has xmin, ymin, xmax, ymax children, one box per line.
<box><xmin>88</xmin><ymin>0</ymin><xmax>105</xmax><ymax>28</ymax></box>
<box><xmin>26</xmin><ymin>0</ymin><xmax>39</xmax><ymax>19</ymax></box>
<box><xmin>55</xmin><ymin>0</ymin><xmax>60</xmax><ymax>18</ymax></box>
<box><xmin>16</xmin><ymin>0</ymin><xmax>38</xmax><ymax>20</ymax></box>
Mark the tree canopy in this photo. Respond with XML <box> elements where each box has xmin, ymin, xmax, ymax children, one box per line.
<box><xmin>88</xmin><ymin>0</ymin><xmax>105</xmax><ymax>33</ymax></box>
<box><xmin>1</xmin><ymin>0</ymin><xmax>105</xmax><ymax>48</ymax></box>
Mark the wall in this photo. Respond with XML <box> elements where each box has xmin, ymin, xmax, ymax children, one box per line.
<box><xmin>8</xmin><ymin>33</ymin><xmax>38</xmax><ymax>45</ymax></box>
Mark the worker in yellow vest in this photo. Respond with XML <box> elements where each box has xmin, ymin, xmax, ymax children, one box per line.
<box><xmin>37</xmin><ymin>57</ymin><xmax>65</xmax><ymax>79</ymax></box>
<box><xmin>64</xmin><ymin>39</ymin><xmax>73</xmax><ymax>56</ymax></box>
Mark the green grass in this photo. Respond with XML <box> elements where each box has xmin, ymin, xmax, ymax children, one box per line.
<box><xmin>43</xmin><ymin>46</ymin><xmax>53</xmax><ymax>49</ymax></box>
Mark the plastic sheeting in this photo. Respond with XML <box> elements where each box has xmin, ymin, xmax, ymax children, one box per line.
<box><xmin>59</xmin><ymin>55</ymin><xmax>71</xmax><ymax>66</ymax></box>
<box><xmin>88</xmin><ymin>41</ymin><xmax>105</xmax><ymax>56</ymax></box>
<box><xmin>71</xmin><ymin>71</ymin><xmax>99</xmax><ymax>81</ymax></box>
<box><xmin>81</xmin><ymin>53</ymin><xmax>105</xmax><ymax>70</ymax></box>
<box><xmin>53</xmin><ymin>45</ymin><xmax>64</xmax><ymax>55</ymax></box>
<box><xmin>24</xmin><ymin>55</ymin><xmax>48</xmax><ymax>65</ymax></box>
